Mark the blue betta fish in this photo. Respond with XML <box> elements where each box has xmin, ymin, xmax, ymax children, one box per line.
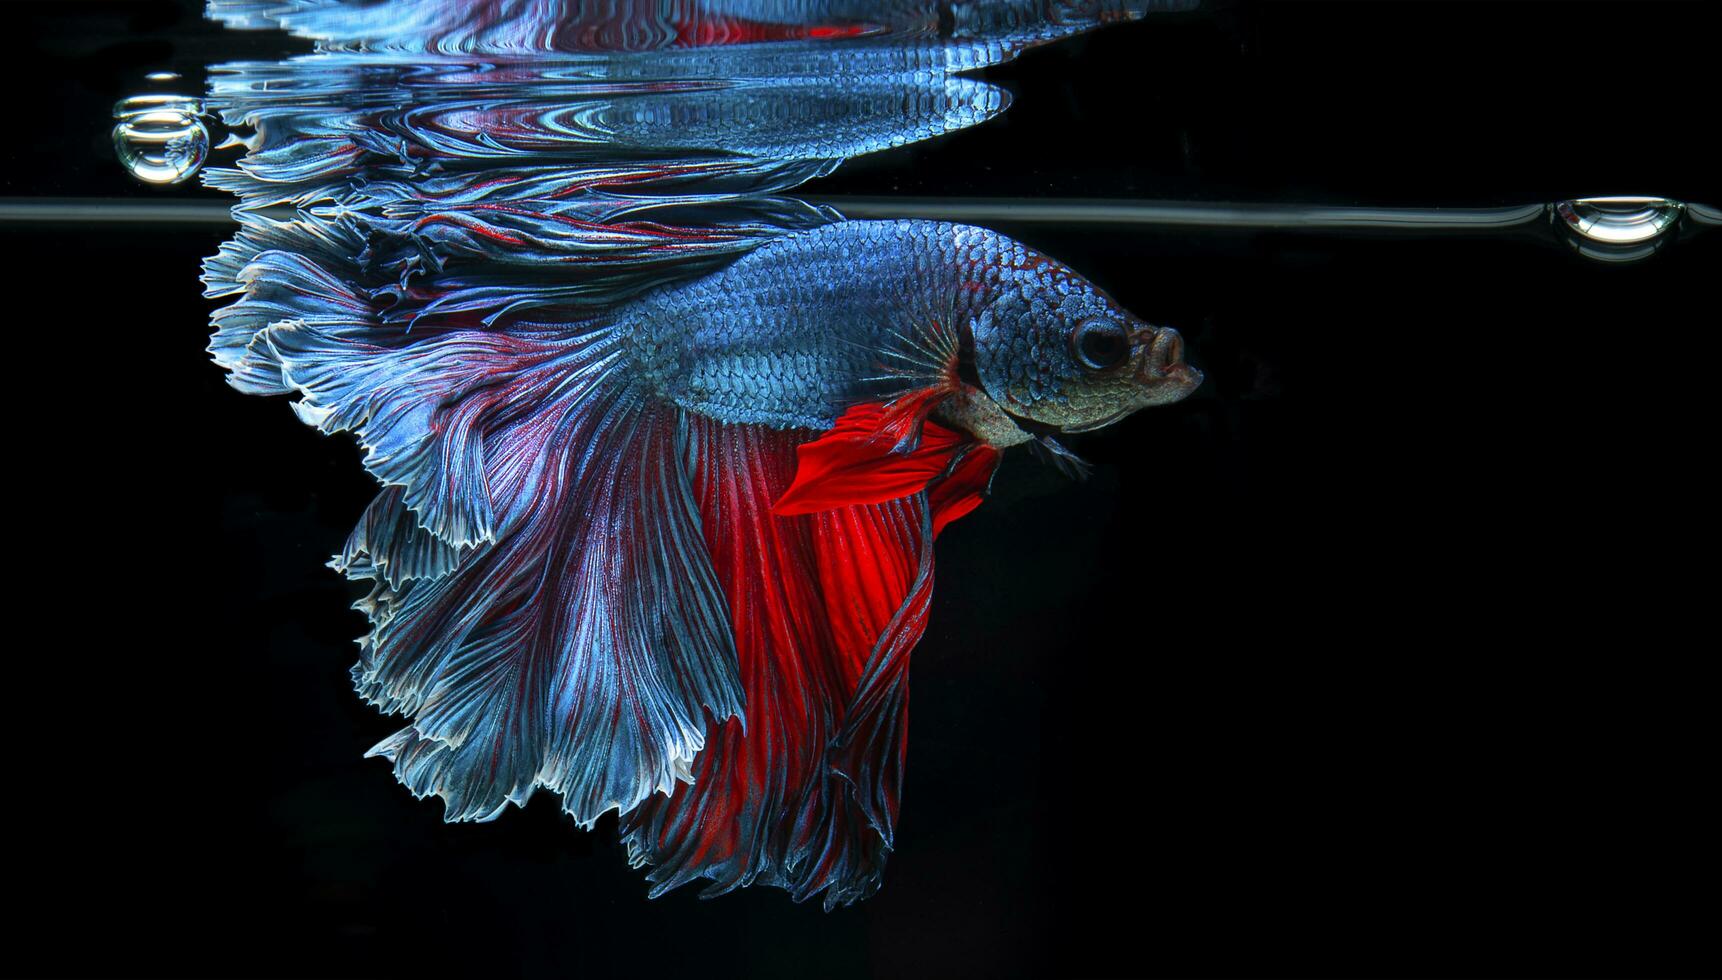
<box><xmin>217</xmin><ymin>218</ymin><xmax>1199</xmax><ymax>907</ymax></box>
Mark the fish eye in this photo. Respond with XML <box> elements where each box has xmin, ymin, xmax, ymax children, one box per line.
<box><xmin>1073</xmin><ymin>319</ymin><xmax>1129</xmax><ymax>371</ymax></box>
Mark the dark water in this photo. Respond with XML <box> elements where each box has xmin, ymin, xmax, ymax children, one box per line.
<box><xmin>12</xmin><ymin>1</ymin><xmax>1721</xmax><ymax>977</ymax></box>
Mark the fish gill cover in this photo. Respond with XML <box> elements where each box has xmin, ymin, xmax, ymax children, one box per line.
<box><xmin>203</xmin><ymin>0</ymin><xmax>1200</xmax><ymax>908</ymax></box>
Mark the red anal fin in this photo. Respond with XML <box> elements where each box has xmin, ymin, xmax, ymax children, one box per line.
<box><xmin>622</xmin><ymin>420</ymin><xmax>934</xmax><ymax>907</ymax></box>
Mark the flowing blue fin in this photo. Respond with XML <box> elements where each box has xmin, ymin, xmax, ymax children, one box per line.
<box><xmin>352</xmin><ymin>393</ymin><xmax>742</xmax><ymax>825</ymax></box>
<box><xmin>332</xmin><ymin>486</ymin><xmax>466</xmax><ymax>589</ymax></box>
<box><xmin>202</xmin><ymin>218</ymin><xmax>371</xmax><ymax>396</ymax></box>
<box><xmin>215</xmin><ymin>253</ymin><xmax>744</xmax><ymax>825</ymax></box>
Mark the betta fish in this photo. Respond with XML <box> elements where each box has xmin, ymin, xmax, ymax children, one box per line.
<box><xmin>217</xmin><ymin>218</ymin><xmax>1201</xmax><ymax>908</ymax></box>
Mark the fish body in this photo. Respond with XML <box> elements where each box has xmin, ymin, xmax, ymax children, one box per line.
<box><xmin>629</xmin><ymin>219</ymin><xmax>1200</xmax><ymax>433</ymax></box>
<box><xmin>630</xmin><ymin>219</ymin><xmax>980</xmax><ymax>429</ymax></box>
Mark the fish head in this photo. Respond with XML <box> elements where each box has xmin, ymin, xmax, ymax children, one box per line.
<box><xmin>969</xmin><ymin>260</ymin><xmax>1202</xmax><ymax>434</ymax></box>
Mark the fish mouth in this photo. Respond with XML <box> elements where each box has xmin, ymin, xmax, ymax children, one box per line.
<box><xmin>1144</xmin><ymin>327</ymin><xmax>1204</xmax><ymax>390</ymax></box>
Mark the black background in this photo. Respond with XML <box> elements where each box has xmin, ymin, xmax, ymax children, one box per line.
<box><xmin>13</xmin><ymin>2</ymin><xmax>1722</xmax><ymax>978</ymax></box>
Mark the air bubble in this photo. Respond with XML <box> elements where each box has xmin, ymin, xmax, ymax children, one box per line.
<box><xmin>1552</xmin><ymin>196</ymin><xmax>1684</xmax><ymax>263</ymax></box>
<box><xmin>113</xmin><ymin>95</ymin><xmax>209</xmax><ymax>186</ymax></box>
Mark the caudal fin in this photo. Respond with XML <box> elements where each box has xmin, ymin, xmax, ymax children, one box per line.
<box><xmin>214</xmin><ymin>252</ymin><xmax>743</xmax><ymax>824</ymax></box>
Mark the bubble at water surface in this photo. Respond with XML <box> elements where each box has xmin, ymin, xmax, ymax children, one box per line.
<box><xmin>1552</xmin><ymin>196</ymin><xmax>1683</xmax><ymax>263</ymax></box>
<box><xmin>113</xmin><ymin>95</ymin><xmax>209</xmax><ymax>185</ymax></box>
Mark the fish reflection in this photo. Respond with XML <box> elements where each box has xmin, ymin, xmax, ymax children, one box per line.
<box><xmin>204</xmin><ymin>0</ymin><xmax>1200</xmax><ymax>907</ymax></box>
<box><xmin>210</xmin><ymin>0</ymin><xmax>1188</xmax><ymax>54</ymax></box>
